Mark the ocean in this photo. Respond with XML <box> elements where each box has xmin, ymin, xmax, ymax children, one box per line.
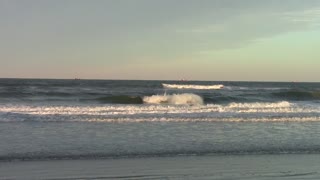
<box><xmin>1</xmin><ymin>79</ymin><xmax>320</xmax><ymax>179</ymax></box>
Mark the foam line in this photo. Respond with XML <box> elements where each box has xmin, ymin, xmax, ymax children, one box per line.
<box><xmin>162</xmin><ymin>83</ymin><xmax>224</xmax><ymax>90</ymax></box>
<box><xmin>1</xmin><ymin>101</ymin><xmax>320</xmax><ymax>122</ymax></box>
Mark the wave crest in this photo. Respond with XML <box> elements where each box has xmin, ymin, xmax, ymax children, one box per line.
<box><xmin>1</xmin><ymin>101</ymin><xmax>320</xmax><ymax>122</ymax></box>
<box><xmin>143</xmin><ymin>93</ymin><xmax>204</xmax><ymax>105</ymax></box>
<box><xmin>162</xmin><ymin>83</ymin><xmax>224</xmax><ymax>90</ymax></box>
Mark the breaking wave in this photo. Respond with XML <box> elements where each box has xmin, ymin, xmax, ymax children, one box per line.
<box><xmin>95</xmin><ymin>93</ymin><xmax>204</xmax><ymax>105</ymax></box>
<box><xmin>1</xmin><ymin>101</ymin><xmax>319</xmax><ymax>122</ymax></box>
<box><xmin>143</xmin><ymin>93</ymin><xmax>204</xmax><ymax>105</ymax></box>
<box><xmin>162</xmin><ymin>83</ymin><xmax>224</xmax><ymax>90</ymax></box>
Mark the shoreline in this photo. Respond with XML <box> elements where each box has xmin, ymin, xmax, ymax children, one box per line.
<box><xmin>1</xmin><ymin>154</ymin><xmax>320</xmax><ymax>179</ymax></box>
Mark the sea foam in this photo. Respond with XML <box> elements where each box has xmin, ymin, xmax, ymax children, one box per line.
<box><xmin>143</xmin><ymin>93</ymin><xmax>204</xmax><ymax>105</ymax></box>
<box><xmin>1</xmin><ymin>101</ymin><xmax>320</xmax><ymax>122</ymax></box>
<box><xmin>162</xmin><ymin>83</ymin><xmax>224</xmax><ymax>90</ymax></box>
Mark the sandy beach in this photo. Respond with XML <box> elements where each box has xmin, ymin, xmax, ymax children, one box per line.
<box><xmin>1</xmin><ymin>154</ymin><xmax>320</xmax><ymax>180</ymax></box>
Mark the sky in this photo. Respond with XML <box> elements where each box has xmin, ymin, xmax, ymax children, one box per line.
<box><xmin>1</xmin><ymin>0</ymin><xmax>320</xmax><ymax>82</ymax></box>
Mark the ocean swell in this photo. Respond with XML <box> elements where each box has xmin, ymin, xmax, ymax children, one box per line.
<box><xmin>272</xmin><ymin>90</ymin><xmax>320</xmax><ymax>100</ymax></box>
<box><xmin>96</xmin><ymin>95</ymin><xmax>143</xmax><ymax>104</ymax></box>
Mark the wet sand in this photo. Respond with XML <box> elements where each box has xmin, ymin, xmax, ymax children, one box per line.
<box><xmin>1</xmin><ymin>154</ymin><xmax>320</xmax><ymax>180</ymax></box>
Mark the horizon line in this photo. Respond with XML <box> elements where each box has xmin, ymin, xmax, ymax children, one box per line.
<box><xmin>0</xmin><ymin>77</ymin><xmax>318</xmax><ymax>83</ymax></box>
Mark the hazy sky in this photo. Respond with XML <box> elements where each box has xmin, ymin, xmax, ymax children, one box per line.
<box><xmin>1</xmin><ymin>0</ymin><xmax>320</xmax><ymax>81</ymax></box>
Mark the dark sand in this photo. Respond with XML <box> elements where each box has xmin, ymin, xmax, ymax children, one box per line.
<box><xmin>1</xmin><ymin>154</ymin><xmax>320</xmax><ymax>179</ymax></box>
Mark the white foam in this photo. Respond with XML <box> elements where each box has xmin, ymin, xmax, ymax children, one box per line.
<box><xmin>162</xmin><ymin>83</ymin><xmax>224</xmax><ymax>90</ymax></box>
<box><xmin>223</xmin><ymin>86</ymin><xmax>290</xmax><ymax>91</ymax></box>
<box><xmin>228</xmin><ymin>101</ymin><xmax>292</xmax><ymax>109</ymax></box>
<box><xmin>0</xmin><ymin>101</ymin><xmax>319</xmax><ymax>122</ymax></box>
<box><xmin>143</xmin><ymin>93</ymin><xmax>204</xmax><ymax>105</ymax></box>
<box><xmin>82</xmin><ymin>116</ymin><xmax>320</xmax><ymax>122</ymax></box>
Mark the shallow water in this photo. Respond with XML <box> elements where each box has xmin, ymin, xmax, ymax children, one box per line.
<box><xmin>1</xmin><ymin>154</ymin><xmax>320</xmax><ymax>180</ymax></box>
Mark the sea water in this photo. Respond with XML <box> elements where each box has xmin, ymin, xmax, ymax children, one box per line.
<box><xmin>1</xmin><ymin>79</ymin><xmax>320</xmax><ymax>178</ymax></box>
